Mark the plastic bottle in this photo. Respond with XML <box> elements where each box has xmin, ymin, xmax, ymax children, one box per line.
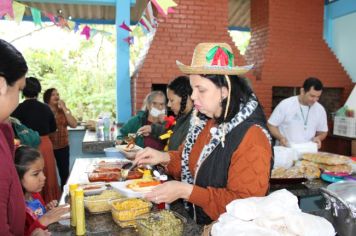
<box><xmin>75</xmin><ymin>188</ymin><xmax>85</xmax><ymax>235</ymax></box>
<box><xmin>110</xmin><ymin>121</ymin><xmax>117</xmax><ymax>141</ymax></box>
<box><xmin>69</xmin><ymin>183</ymin><xmax>78</xmax><ymax>227</ymax></box>
<box><xmin>103</xmin><ymin>115</ymin><xmax>111</xmax><ymax>141</ymax></box>
<box><xmin>96</xmin><ymin>117</ymin><xmax>104</xmax><ymax>141</ymax></box>
<box><xmin>157</xmin><ymin>175</ymin><xmax>169</xmax><ymax>210</ymax></box>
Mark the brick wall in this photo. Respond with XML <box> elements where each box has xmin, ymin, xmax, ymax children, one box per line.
<box><xmin>245</xmin><ymin>0</ymin><xmax>353</xmax><ymax>116</ymax></box>
<box><xmin>133</xmin><ymin>0</ymin><xmax>246</xmax><ymax>112</ymax></box>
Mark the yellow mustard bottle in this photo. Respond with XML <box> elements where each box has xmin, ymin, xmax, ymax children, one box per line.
<box><xmin>69</xmin><ymin>183</ymin><xmax>78</xmax><ymax>227</ymax></box>
<box><xmin>75</xmin><ymin>188</ymin><xmax>85</xmax><ymax>235</ymax></box>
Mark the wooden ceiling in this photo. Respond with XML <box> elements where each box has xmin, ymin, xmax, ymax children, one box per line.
<box><xmin>18</xmin><ymin>0</ymin><xmax>250</xmax><ymax>29</ymax></box>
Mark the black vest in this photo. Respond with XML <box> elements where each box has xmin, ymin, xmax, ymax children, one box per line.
<box><xmin>189</xmin><ymin>106</ymin><xmax>271</xmax><ymax>225</ymax></box>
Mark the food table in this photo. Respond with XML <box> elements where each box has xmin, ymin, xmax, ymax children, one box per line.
<box><xmin>50</xmin><ymin>158</ymin><xmax>334</xmax><ymax>235</ymax></box>
<box><xmin>52</xmin><ymin>158</ymin><xmax>203</xmax><ymax>235</ymax></box>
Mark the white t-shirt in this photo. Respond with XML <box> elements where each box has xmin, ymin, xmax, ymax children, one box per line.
<box><xmin>268</xmin><ymin>96</ymin><xmax>328</xmax><ymax>144</ymax></box>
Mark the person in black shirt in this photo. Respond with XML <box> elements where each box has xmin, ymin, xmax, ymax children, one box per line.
<box><xmin>12</xmin><ymin>77</ymin><xmax>60</xmax><ymax>203</ymax></box>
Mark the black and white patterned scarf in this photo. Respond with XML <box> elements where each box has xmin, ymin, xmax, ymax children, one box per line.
<box><xmin>181</xmin><ymin>94</ymin><xmax>271</xmax><ymax>185</ymax></box>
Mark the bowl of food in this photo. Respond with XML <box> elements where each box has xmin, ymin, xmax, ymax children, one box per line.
<box><xmin>84</xmin><ymin>190</ymin><xmax>124</xmax><ymax>214</ymax></box>
<box><xmin>111</xmin><ymin>198</ymin><xmax>152</xmax><ymax>228</ymax></box>
<box><xmin>136</xmin><ymin>210</ymin><xmax>186</xmax><ymax>236</ymax></box>
<box><xmin>116</xmin><ymin>145</ymin><xmax>142</xmax><ymax>160</ymax></box>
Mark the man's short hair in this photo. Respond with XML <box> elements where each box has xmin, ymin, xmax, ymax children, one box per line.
<box><xmin>303</xmin><ymin>77</ymin><xmax>323</xmax><ymax>92</ymax></box>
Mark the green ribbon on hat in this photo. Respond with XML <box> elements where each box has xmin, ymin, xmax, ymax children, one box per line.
<box><xmin>206</xmin><ymin>46</ymin><xmax>234</xmax><ymax>67</ymax></box>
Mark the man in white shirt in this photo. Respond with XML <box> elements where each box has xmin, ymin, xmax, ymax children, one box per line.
<box><xmin>268</xmin><ymin>77</ymin><xmax>328</xmax><ymax>149</ymax></box>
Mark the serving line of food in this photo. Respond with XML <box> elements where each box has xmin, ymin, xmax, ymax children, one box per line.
<box><xmin>53</xmin><ymin>157</ymin><xmax>201</xmax><ymax>236</ymax></box>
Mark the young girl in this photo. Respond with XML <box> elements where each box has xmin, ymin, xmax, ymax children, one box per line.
<box><xmin>15</xmin><ymin>146</ymin><xmax>69</xmax><ymax>236</ymax></box>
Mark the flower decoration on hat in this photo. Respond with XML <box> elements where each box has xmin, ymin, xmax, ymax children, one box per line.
<box><xmin>206</xmin><ymin>46</ymin><xmax>234</xmax><ymax>67</ymax></box>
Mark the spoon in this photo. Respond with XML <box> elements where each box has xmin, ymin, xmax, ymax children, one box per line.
<box><xmin>120</xmin><ymin>162</ymin><xmax>137</xmax><ymax>181</ymax></box>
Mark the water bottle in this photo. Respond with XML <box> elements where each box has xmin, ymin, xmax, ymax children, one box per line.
<box><xmin>96</xmin><ymin>117</ymin><xmax>104</xmax><ymax>141</ymax></box>
<box><xmin>103</xmin><ymin>116</ymin><xmax>111</xmax><ymax>141</ymax></box>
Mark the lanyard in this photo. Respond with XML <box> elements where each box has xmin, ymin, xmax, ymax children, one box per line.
<box><xmin>299</xmin><ymin>105</ymin><xmax>310</xmax><ymax>130</ymax></box>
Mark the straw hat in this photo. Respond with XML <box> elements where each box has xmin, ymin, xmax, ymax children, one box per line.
<box><xmin>176</xmin><ymin>42</ymin><xmax>253</xmax><ymax>75</ymax></box>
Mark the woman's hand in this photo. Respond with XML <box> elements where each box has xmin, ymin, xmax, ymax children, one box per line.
<box><xmin>46</xmin><ymin>200</ymin><xmax>58</xmax><ymax>211</ymax></box>
<box><xmin>137</xmin><ymin>125</ymin><xmax>152</xmax><ymax>136</ymax></box>
<box><xmin>57</xmin><ymin>100</ymin><xmax>66</xmax><ymax>110</ymax></box>
<box><xmin>39</xmin><ymin>204</ymin><xmax>70</xmax><ymax>226</ymax></box>
<box><xmin>134</xmin><ymin>147</ymin><xmax>170</xmax><ymax>166</ymax></box>
<box><xmin>144</xmin><ymin>181</ymin><xmax>193</xmax><ymax>204</ymax></box>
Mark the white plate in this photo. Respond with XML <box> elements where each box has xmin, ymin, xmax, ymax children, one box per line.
<box><xmin>111</xmin><ymin>180</ymin><xmax>150</xmax><ymax>198</ymax></box>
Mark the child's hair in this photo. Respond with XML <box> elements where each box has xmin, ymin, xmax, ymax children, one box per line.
<box><xmin>15</xmin><ymin>145</ymin><xmax>42</xmax><ymax>180</ymax></box>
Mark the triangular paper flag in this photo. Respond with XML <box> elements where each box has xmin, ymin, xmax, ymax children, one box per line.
<box><xmin>138</xmin><ymin>22</ymin><xmax>149</xmax><ymax>34</ymax></box>
<box><xmin>90</xmin><ymin>28</ymin><xmax>98</xmax><ymax>37</ymax></box>
<box><xmin>45</xmin><ymin>12</ymin><xmax>57</xmax><ymax>25</ymax></box>
<box><xmin>81</xmin><ymin>25</ymin><xmax>91</xmax><ymax>40</ymax></box>
<box><xmin>74</xmin><ymin>22</ymin><xmax>80</xmax><ymax>33</ymax></box>
<box><xmin>0</xmin><ymin>0</ymin><xmax>14</xmax><ymax>18</ymax></box>
<box><xmin>12</xmin><ymin>1</ymin><xmax>25</xmax><ymax>23</ymax></box>
<box><xmin>123</xmin><ymin>36</ymin><xmax>134</xmax><ymax>45</ymax></box>
<box><xmin>141</xmin><ymin>16</ymin><xmax>153</xmax><ymax>32</ymax></box>
<box><xmin>30</xmin><ymin>7</ymin><xmax>42</xmax><ymax>26</ymax></box>
<box><xmin>151</xmin><ymin>0</ymin><xmax>177</xmax><ymax>17</ymax></box>
<box><xmin>146</xmin><ymin>1</ymin><xmax>155</xmax><ymax>25</ymax></box>
<box><xmin>119</xmin><ymin>21</ymin><xmax>132</xmax><ymax>32</ymax></box>
<box><xmin>67</xmin><ymin>20</ymin><xmax>75</xmax><ymax>30</ymax></box>
<box><xmin>139</xmin><ymin>18</ymin><xmax>150</xmax><ymax>32</ymax></box>
<box><xmin>58</xmin><ymin>16</ymin><xmax>69</xmax><ymax>29</ymax></box>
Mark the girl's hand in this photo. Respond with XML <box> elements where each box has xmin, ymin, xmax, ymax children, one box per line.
<box><xmin>46</xmin><ymin>200</ymin><xmax>58</xmax><ymax>211</ymax></box>
<box><xmin>134</xmin><ymin>147</ymin><xmax>169</xmax><ymax>166</ymax></box>
<box><xmin>31</xmin><ymin>228</ymin><xmax>51</xmax><ymax>236</ymax></box>
<box><xmin>57</xmin><ymin>100</ymin><xmax>66</xmax><ymax>110</ymax></box>
<box><xmin>39</xmin><ymin>204</ymin><xmax>70</xmax><ymax>226</ymax></box>
<box><xmin>144</xmin><ymin>181</ymin><xmax>193</xmax><ymax>204</ymax></box>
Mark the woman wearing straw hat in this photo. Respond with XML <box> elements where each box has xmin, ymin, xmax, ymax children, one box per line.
<box><xmin>135</xmin><ymin>42</ymin><xmax>272</xmax><ymax>224</ymax></box>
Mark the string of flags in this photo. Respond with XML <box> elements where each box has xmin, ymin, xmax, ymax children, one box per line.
<box><xmin>0</xmin><ymin>0</ymin><xmax>178</xmax><ymax>44</ymax></box>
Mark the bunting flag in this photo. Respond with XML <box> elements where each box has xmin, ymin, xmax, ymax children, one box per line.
<box><xmin>30</xmin><ymin>7</ymin><xmax>42</xmax><ymax>26</ymax></box>
<box><xmin>123</xmin><ymin>36</ymin><xmax>134</xmax><ymax>45</ymax></box>
<box><xmin>151</xmin><ymin>0</ymin><xmax>177</xmax><ymax>17</ymax></box>
<box><xmin>67</xmin><ymin>20</ymin><xmax>75</xmax><ymax>30</ymax></box>
<box><xmin>0</xmin><ymin>0</ymin><xmax>14</xmax><ymax>18</ymax></box>
<box><xmin>141</xmin><ymin>15</ymin><xmax>153</xmax><ymax>32</ymax></box>
<box><xmin>145</xmin><ymin>1</ymin><xmax>156</xmax><ymax>26</ymax></box>
<box><xmin>74</xmin><ymin>22</ymin><xmax>80</xmax><ymax>32</ymax></box>
<box><xmin>119</xmin><ymin>20</ymin><xmax>132</xmax><ymax>32</ymax></box>
<box><xmin>45</xmin><ymin>12</ymin><xmax>57</xmax><ymax>25</ymax></box>
<box><xmin>12</xmin><ymin>1</ymin><xmax>25</xmax><ymax>23</ymax></box>
<box><xmin>58</xmin><ymin>16</ymin><xmax>69</xmax><ymax>29</ymax></box>
<box><xmin>90</xmin><ymin>28</ymin><xmax>98</xmax><ymax>37</ymax></box>
<box><xmin>81</xmin><ymin>25</ymin><xmax>91</xmax><ymax>40</ymax></box>
<box><xmin>139</xmin><ymin>18</ymin><xmax>150</xmax><ymax>32</ymax></box>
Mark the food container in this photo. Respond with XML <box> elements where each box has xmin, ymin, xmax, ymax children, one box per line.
<box><xmin>116</xmin><ymin>144</ymin><xmax>143</xmax><ymax>160</ymax></box>
<box><xmin>84</xmin><ymin>190</ymin><xmax>124</xmax><ymax>214</ymax></box>
<box><xmin>104</xmin><ymin>147</ymin><xmax>125</xmax><ymax>158</ymax></box>
<box><xmin>136</xmin><ymin>210</ymin><xmax>186</xmax><ymax>236</ymax></box>
<box><xmin>88</xmin><ymin>172</ymin><xmax>121</xmax><ymax>182</ymax></box>
<box><xmin>320</xmin><ymin>181</ymin><xmax>356</xmax><ymax>236</ymax></box>
<box><xmin>111</xmin><ymin>198</ymin><xmax>152</xmax><ymax>228</ymax></box>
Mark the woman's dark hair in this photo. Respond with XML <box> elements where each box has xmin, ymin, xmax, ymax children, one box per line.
<box><xmin>23</xmin><ymin>77</ymin><xmax>42</xmax><ymax>98</ymax></box>
<box><xmin>167</xmin><ymin>76</ymin><xmax>192</xmax><ymax>118</ymax></box>
<box><xmin>0</xmin><ymin>39</ymin><xmax>28</xmax><ymax>86</ymax></box>
<box><xmin>15</xmin><ymin>145</ymin><xmax>42</xmax><ymax>181</ymax></box>
<box><xmin>43</xmin><ymin>88</ymin><xmax>56</xmax><ymax>104</ymax></box>
<box><xmin>303</xmin><ymin>77</ymin><xmax>323</xmax><ymax>92</ymax></box>
<box><xmin>202</xmin><ymin>74</ymin><xmax>253</xmax><ymax>124</ymax></box>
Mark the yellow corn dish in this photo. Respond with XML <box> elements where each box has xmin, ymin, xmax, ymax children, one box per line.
<box><xmin>111</xmin><ymin>198</ymin><xmax>152</xmax><ymax>227</ymax></box>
